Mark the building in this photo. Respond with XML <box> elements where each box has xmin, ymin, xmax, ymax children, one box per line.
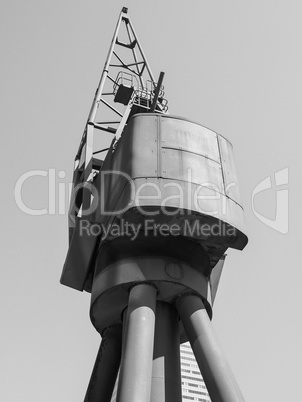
<box><xmin>110</xmin><ymin>342</ymin><xmax>210</xmax><ymax>402</ymax></box>
<box><xmin>110</xmin><ymin>377</ymin><xmax>118</xmax><ymax>402</ymax></box>
<box><xmin>181</xmin><ymin>342</ymin><xmax>211</xmax><ymax>402</ymax></box>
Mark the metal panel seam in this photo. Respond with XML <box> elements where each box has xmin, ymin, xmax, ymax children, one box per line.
<box><xmin>157</xmin><ymin>116</ymin><xmax>162</xmax><ymax>176</ymax></box>
<box><xmin>162</xmin><ymin>146</ymin><xmax>221</xmax><ymax>165</ymax></box>
<box><xmin>216</xmin><ymin>134</ymin><xmax>226</xmax><ymax>196</ymax></box>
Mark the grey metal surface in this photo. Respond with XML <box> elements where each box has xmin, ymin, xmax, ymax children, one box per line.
<box><xmin>60</xmin><ymin>218</ymin><xmax>99</xmax><ymax>291</ymax></box>
<box><xmin>62</xmin><ymin>112</ymin><xmax>248</xmax><ymax>291</ymax></box>
<box><xmin>84</xmin><ymin>325</ymin><xmax>122</xmax><ymax>402</ymax></box>
<box><xmin>209</xmin><ymin>255</ymin><xmax>226</xmax><ymax>305</ymax></box>
<box><xmin>218</xmin><ymin>135</ymin><xmax>242</xmax><ymax>205</ymax></box>
<box><xmin>94</xmin><ymin>113</ymin><xmax>247</xmax><ymax>244</ymax></box>
<box><xmin>117</xmin><ymin>283</ymin><xmax>157</xmax><ymax>402</ymax></box>
<box><xmin>176</xmin><ymin>294</ymin><xmax>245</xmax><ymax>402</ymax></box>
<box><xmin>151</xmin><ymin>302</ymin><xmax>182</xmax><ymax>402</ymax></box>
<box><xmin>161</xmin><ymin>116</ymin><xmax>221</xmax><ymax>163</ymax></box>
<box><xmin>105</xmin><ymin>113</ymin><xmax>242</xmax><ymax>200</ymax></box>
<box><xmin>161</xmin><ymin>148</ymin><xmax>223</xmax><ymax>191</ymax></box>
<box><xmin>90</xmin><ymin>253</ymin><xmax>211</xmax><ymax>336</ymax></box>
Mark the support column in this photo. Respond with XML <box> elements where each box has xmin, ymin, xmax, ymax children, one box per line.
<box><xmin>176</xmin><ymin>294</ymin><xmax>245</xmax><ymax>402</ymax></box>
<box><xmin>151</xmin><ymin>302</ymin><xmax>182</xmax><ymax>402</ymax></box>
<box><xmin>117</xmin><ymin>283</ymin><xmax>157</xmax><ymax>402</ymax></box>
<box><xmin>84</xmin><ymin>324</ymin><xmax>122</xmax><ymax>402</ymax></box>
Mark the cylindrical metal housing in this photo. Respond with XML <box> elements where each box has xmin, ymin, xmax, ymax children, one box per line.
<box><xmin>93</xmin><ymin>113</ymin><xmax>247</xmax><ymax>252</ymax></box>
<box><xmin>90</xmin><ymin>253</ymin><xmax>211</xmax><ymax>338</ymax></box>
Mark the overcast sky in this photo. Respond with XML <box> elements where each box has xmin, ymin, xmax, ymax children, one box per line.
<box><xmin>1</xmin><ymin>1</ymin><xmax>301</xmax><ymax>401</ymax></box>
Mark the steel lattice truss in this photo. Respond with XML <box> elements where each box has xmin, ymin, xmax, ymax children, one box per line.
<box><xmin>69</xmin><ymin>8</ymin><xmax>168</xmax><ymax>234</ymax></box>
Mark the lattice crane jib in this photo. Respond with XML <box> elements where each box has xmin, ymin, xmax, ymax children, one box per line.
<box><xmin>69</xmin><ymin>8</ymin><xmax>168</xmax><ymax>240</ymax></box>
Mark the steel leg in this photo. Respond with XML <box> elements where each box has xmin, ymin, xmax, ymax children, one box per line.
<box><xmin>117</xmin><ymin>283</ymin><xmax>157</xmax><ymax>402</ymax></box>
<box><xmin>176</xmin><ymin>294</ymin><xmax>245</xmax><ymax>402</ymax></box>
<box><xmin>151</xmin><ymin>301</ymin><xmax>182</xmax><ymax>402</ymax></box>
<box><xmin>84</xmin><ymin>324</ymin><xmax>122</xmax><ymax>402</ymax></box>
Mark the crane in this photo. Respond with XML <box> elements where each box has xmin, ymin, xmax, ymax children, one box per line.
<box><xmin>60</xmin><ymin>7</ymin><xmax>248</xmax><ymax>402</ymax></box>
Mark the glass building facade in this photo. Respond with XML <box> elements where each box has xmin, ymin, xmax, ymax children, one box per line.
<box><xmin>110</xmin><ymin>342</ymin><xmax>211</xmax><ymax>401</ymax></box>
<box><xmin>181</xmin><ymin>342</ymin><xmax>211</xmax><ymax>402</ymax></box>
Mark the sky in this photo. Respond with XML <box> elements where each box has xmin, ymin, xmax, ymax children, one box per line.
<box><xmin>1</xmin><ymin>1</ymin><xmax>301</xmax><ymax>401</ymax></box>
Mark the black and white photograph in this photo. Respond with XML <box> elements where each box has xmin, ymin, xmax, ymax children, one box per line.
<box><xmin>2</xmin><ymin>1</ymin><xmax>300</xmax><ymax>401</ymax></box>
